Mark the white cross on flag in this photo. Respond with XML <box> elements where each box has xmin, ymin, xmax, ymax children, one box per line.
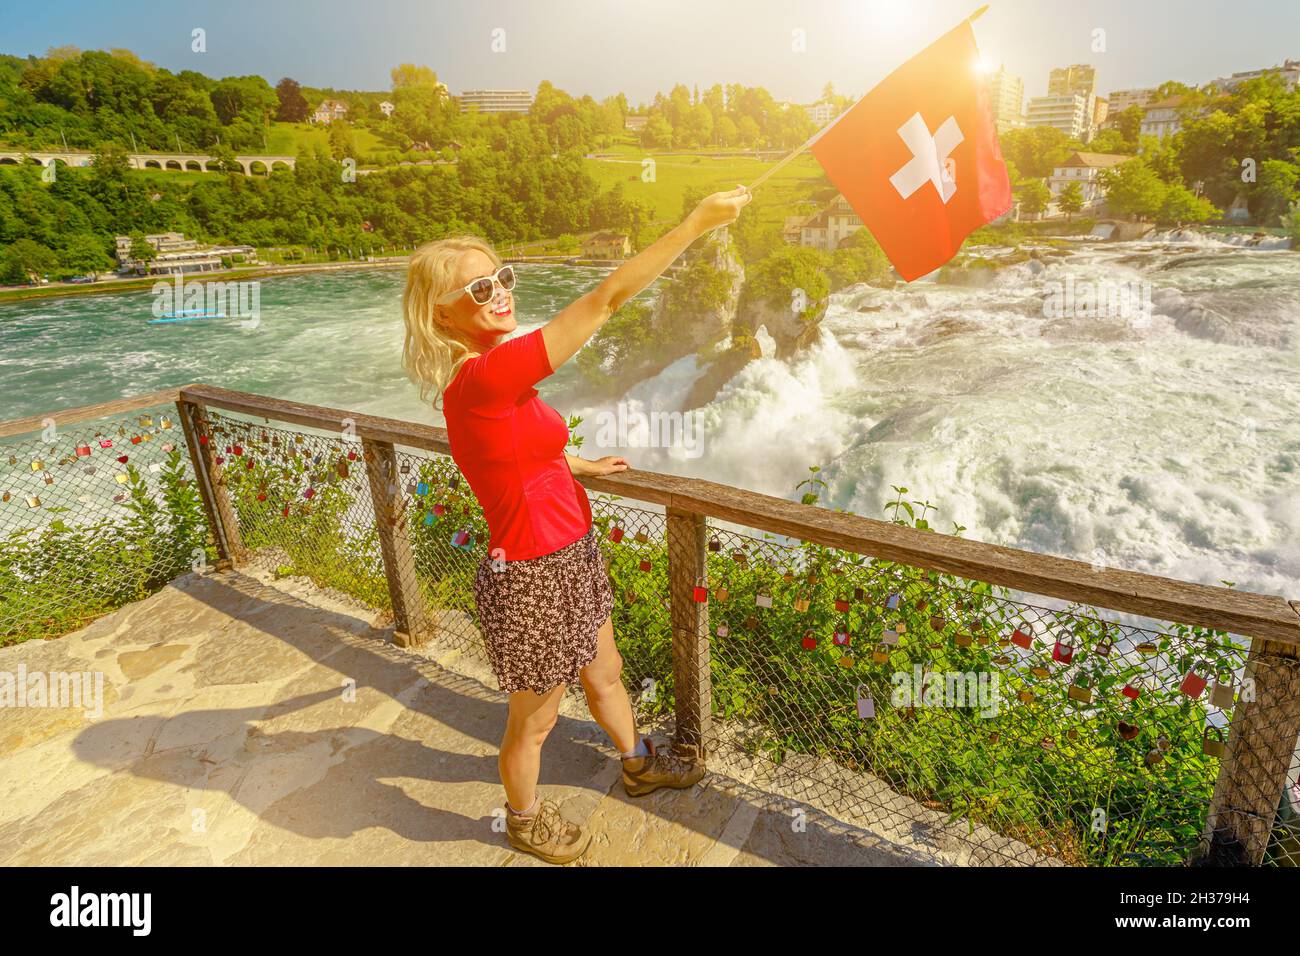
<box><xmin>809</xmin><ymin>20</ymin><xmax>1012</xmax><ymax>280</ymax></box>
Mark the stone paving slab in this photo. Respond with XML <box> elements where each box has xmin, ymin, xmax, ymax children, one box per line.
<box><xmin>0</xmin><ymin>567</ymin><xmax>960</xmax><ymax>866</ymax></box>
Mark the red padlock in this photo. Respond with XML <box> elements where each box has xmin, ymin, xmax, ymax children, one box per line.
<box><xmin>1052</xmin><ymin>641</ymin><xmax>1074</xmax><ymax>664</ymax></box>
<box><xmin>639</xmin><ymin>559</ymin><xmax>651</xmax><ymax>572</ymax></box>
<box><xmin>692</xmin><ymin>583</ymin><xmax>708</xmax><ymax>603</ymax></box>
<box><xmin>233</xmin><ymin>445</ymin><xmax>244</xmax><ymax>456</ymax></box>
<box><xmin>117</xmin><ymin>455</ymin><xmax>129</xmax><ymax>464</ymax></box>
<box><xmin>833</xmin><ymin>629</ymin><xmax>851</xmax><ymax>646</ymax></box>
<box><xmin>99</xmin><ymin>439</ymin><xmax>114</xmax><ymax>448</ymax></box>
<box><xmin>801</xmin><ymin>633</ymin><xmax>817</xmax><ymax>650</ymax></box>
<box><xmin>76</xmin><ymin>445</ymin><xmax>91</xmax><ymax>457</ymax></box>
<box><xmin>304</xmin><ymin>488</ymin><xmax>315</xmax><ymax>500</ymax></box>
<box><xmin>1122</xmin><ymin>683</ymin><xmax>1141</xmax><ymax>700</ymax></box>
<box><xmin>609</xmin><ymin>526</ymin><xmax>625</xmax><ymax>543</ymax></box>
<box><xmin>1011</xmin><ymin>627</ymin><xmax>1033</xmax><ymax>650</ymax></box>
<box><xmin>1179</xmin><ymin>670</ymin><xmax>1207</xmax><ymax>699</ymax></box>
<box><xmin>433</xmin><ymin>502</ymin><xmax>446</xmax><ymax>516</ymax></box>
<box><xmin>835</xmin><ymin>597</ymin><xmax>850</xmax><ymax>613</ymax></box>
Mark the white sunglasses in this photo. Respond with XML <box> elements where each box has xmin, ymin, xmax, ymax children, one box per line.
<box><xmin>435</xmin><ymin>265</ymin><xmax>516</xmax><ymax>306</ymax></box>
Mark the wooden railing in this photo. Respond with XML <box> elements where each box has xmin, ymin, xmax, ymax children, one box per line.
<box><xmin>6</xmin><ymin>382</ymin><xmax>1299</xmax><ymax>864</ymax></box>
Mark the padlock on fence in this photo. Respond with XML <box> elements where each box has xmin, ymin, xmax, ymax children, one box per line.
<box><xmin>1068</xmin><ymin>678</ymin><xmax>1093</xmax><ymax>704</ymax></box>
<box><xmin>856</xmin><ymin>684</ymin><xmax>875</xmax><ymax>719</ymax></box>
<box><xmin>1179</xmin><ymin>668</ymin><xmax>1207</xmax><ymax>700</ymax></box>
<box><xmin>692</xmin><ymin>577</ymin><xmax>708</xmax><ymax>603</ymax></box>
<box><xmin>1211</xmin><ymin>671</ymin><xmax>1236</xmax><ymax>710</ymax></box>
<box><xmin>1202</xmin><ymin>726</ymin><xmax>1227</xmax><ymax>758</ymax></box>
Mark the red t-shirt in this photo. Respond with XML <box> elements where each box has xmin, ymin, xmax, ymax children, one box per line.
<box><xmin>442</xmin><ymin>327</ymin><xmax>593</xmax><ymax>561</ymax></box>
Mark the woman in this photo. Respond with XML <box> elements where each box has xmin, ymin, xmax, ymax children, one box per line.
<box><xmin>401</xmin><ymin>186</ymin><xmax>752</xmax><ymax>864</ymax></box>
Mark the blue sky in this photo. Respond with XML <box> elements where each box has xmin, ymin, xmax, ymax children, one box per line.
<box><xmin>2</xmin><ymin>0</ymin><xmax>1296</xmax><ymax>105</ymax></box>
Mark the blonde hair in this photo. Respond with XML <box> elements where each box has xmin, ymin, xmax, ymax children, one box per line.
<box><xmin>401</xmin><ymin>235</ymin><xmax>503</xmax><ymax>409</ymax></box>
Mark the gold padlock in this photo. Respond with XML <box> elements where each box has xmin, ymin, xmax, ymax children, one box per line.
<box><xmin>1068</xmin><ymin>681</ymin><xmax>1092</xmax><ymax>703</ymax></box>
<box><xmin>1018</xmin><ymin>690</ymin><xmax>1035</xmax><ymax>704</ymax></box>
<box><xmin>1030</xmin><ymin>666</ymin><xmax>1049</xmax><ymax>679</ymax></box>
<box><xmin>872</xmin><ymin>647</ymin><xmax>889</xmax><ymax>664</ymax></box>
<box><xmin>793</xmin><ymin>596</ymin><xmax>810</xmax><ymax>612</ymax></box>
<box><xmin>955</xmin><ymin>633</ymin><xmax>972</xmax><ymax>647</ymax></box>
<box><xmin>715</xmin><ymin>586</ymin><xmax>728</xmax><ymax>602</ymax></box>
<box><xmin>1202</xmin><ymin>726</ymin><xmax>1227</xmax><ymax>758</ymax></box>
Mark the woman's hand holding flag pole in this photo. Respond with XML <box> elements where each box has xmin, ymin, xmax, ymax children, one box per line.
<box><xmin>744</xmin><ymin>4</ymin><xmax>1009</xmax><ymax>281</ymax></box>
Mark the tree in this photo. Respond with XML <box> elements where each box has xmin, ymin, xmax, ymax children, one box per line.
<box><xmin>60</xmin><ymin>234</ymin><xmax>113</xmax><ymax>278</ymax></box>
<box><xmin>327</xmin><ymin>121</ymin><xmax>355</xmax><ymax>160</ymax></box>
<box><xmin>1255</xmin><ymin>158</ymin><xmax>1299</xmax><ymax>226</ymax></box>
<box><xmin>1157</xmin><ymin>183</ymin><xmax>1219</xmax><ymax>225</ymax></box>
<box><xmin>1016</xmin><ymin>178</ymin><xmax>1051</xmax><ymax>219</ymax></box>
<box><xmin>1058</xmin><ymin>182</ymin><xmax>1085</xmax><ymax>220</ymax></box>
<box><xmin>209</xmin><ymin>75</ymin><xmax>277</xmax><ymax>126</ymax></box>
<box><xmin>128</xmin><ymin>233</ymin><xmax>157</xmax><ymax>274</ymax></box>
<box><xmin>1115</xmin><ymin>104</ymin><xmax>1144</xmax><ymax>146</ymax></box>
<box><xmin>274</xmin><ymin>77</ymin><xmax>309</xmax><ymax>122</ymax></box>
<box><xmin>2</xmin><ymin>238</ymin><xmax>58</xmax><ymax>284</ymax></box>
<box><xmin>1099</xmin><ymin>158</ymin><xmax>1167</xmax><ymax>220</ymax></box>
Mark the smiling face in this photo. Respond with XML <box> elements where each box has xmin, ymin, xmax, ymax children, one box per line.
<box><xmin>433</xmin><ymin>249</ymin><xmax>515</xmax><ymax>354</ymax></box>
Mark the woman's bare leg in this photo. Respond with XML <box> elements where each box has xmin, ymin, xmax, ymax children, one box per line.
<box><xmin>579</xmin><ymin>616</ymin><xmax>639</xmax><ymax>754</ymax></box>
<box><xmin>500</xmin><ymin>683</ymin><xmax>565</xmax><ymax>813</ymax></box>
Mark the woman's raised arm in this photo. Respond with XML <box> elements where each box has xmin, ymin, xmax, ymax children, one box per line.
<box><xmin>540</xmin><ymin>185</ymin><xmax>752</xmax><ymax>372</ymax></box>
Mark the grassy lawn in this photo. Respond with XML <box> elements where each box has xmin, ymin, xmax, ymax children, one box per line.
<box><xmin>264</xmin><ymin>121</ymin><xmax>388</xmax><ymax>158</ymax></box>
<box><xmin>583</xmin><ymin>150</ymin><xmax>829</xmax><ymax>223</ymax></box>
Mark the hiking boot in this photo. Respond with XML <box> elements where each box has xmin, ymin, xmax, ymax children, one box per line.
<box><xmin>505</xmin><ymin>798</ymin><xmax>591</xmax><ymax>865</ymax></box>
<box><xmin>621</xmin><ymin>738</ymin><xmax>706</xmax><ymax>797</ymax></box>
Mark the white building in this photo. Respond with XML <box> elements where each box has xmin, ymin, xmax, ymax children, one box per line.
<box><xmin>1026</xmin><ymin>92</ymin><xmax>1093</xmax><ymax>141</ymax></box>
<box><xmin>985</xmin><ymin>67</ymin><xmax>1025</xmax><ymax>133</ymax></box>
<box><xmin>1213</xmin><ymin>59</ymin><xmax>1300</xmax><ymax>92</ymax></box>
<box><xmin>797</xmin><ymin>194</ymin><xmax>863</xmax><ymax>250</ymax></box>
<box><xmin>1140</xmin><ymin>96</ymin><xmax>1186</xmax><ymax>139</ymax></box>
<box><xmin>1048</xmin><ymin>152</ymin><xmax>1131</xmax><ymax>211</ymax></box>
<box><xmin>310</xmin><ymin>99</ymin><xmax>349</xmax><ymax>125</ymax></box>
<box><xmin>114</xmin><ymin>233</ymin><xmax>256</xmax><ymax>275</ymax></box>
<box><xmin>458</xmin><ymin>89</ymin><xmax>533</xmax><ymax>113</ymax></box>
<box><xmin>804</xmin><ymin>102</ymin><xmax>835</xmax><ymax>126</ymax></box>
<box><xmin>1106</xmin><ymin>88</ymin><xmax>1156</xmax><ymax>115</ymax></box>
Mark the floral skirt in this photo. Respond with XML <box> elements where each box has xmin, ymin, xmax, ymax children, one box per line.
<box><xmin>473</xmin><ymin>526</ymin><xmax>615</xmax><ymax>695</ymax></box>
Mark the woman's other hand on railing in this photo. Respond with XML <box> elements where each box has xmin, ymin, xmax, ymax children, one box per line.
<box><xmin>687</xmin><ymin>185</ymin><xmax>753</xmax><ymax>234</ymax></box>
<box><xmin>566</xmin><ymin>453</ymin><xmax>629</xmax><ymax>477</ymax></box>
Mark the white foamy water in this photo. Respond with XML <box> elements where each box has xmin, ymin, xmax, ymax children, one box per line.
<box><xmin>568</xmin><ymin>238</ymin><xmax>1300</xmax><ymax>598</ymax></box>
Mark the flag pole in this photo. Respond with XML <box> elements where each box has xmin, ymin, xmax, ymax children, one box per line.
<box><xmin>746</xmin><ymin>4</ymin><xmax>990</xmax><ymax>193</ymax></box>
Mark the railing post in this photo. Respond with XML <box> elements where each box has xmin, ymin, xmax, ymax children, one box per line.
<box><xmin>176</xmin><ymin>399</ymin><xmax>244</xmax><ymax>570</ymax></box>
<box><xmin>361</xmin><ymin>438</ymin><xmax>429</xmax><ymax>648</ymax></box>
<box><xmin>666</xmin><ymin>506</ymin><xmax>713</xmax><ymax>757</ymax></box>
<box><xmin>1201</xmin><ymin>637</ymin><xmax>1300</xmax><ymax>864</ymax></box>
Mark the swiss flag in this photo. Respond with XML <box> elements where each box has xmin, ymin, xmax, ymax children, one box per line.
<box><xmin>810</xmin><ymin>21</ymin><xmax>1012</xmax><ymax>281</ymax></box>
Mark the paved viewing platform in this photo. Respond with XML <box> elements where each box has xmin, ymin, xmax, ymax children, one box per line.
<box><xmin>0</xmin><ymin>568</ymin><xmax>978</xmax><ymax>867</ymax></box>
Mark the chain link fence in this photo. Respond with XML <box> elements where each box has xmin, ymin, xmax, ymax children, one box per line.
<box><xmin>4</xmin><ymin>399</ymin><xmax>1297</xmax><ymax>867</ymax></box>
<box><xmin>1</xmin><ymin>403</ymin><xmax>210</xmax><ymax>643</ymax></box>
